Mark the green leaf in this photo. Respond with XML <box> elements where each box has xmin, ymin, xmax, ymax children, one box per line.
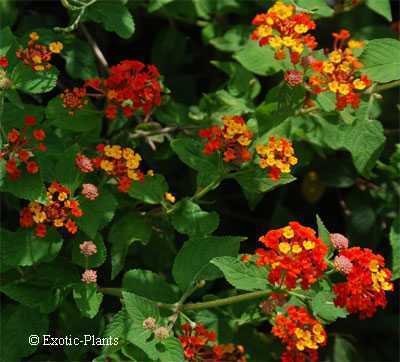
<box><xmin>77</xmin><ymin>188</ymin><xmax>118</xmax><ymax>239</ymax></box>
<box><xmin>0</xmin><ymin>169</ymin><xmax>45</xmax><ymax>201</ymax></box>
<box><xmin>211</xmin><ymin>61</ymin><xmax>261</xmax><ymax>100</ymax></box>
<box><xmin>389</xmin><ymin>217</ymin><xmax>400</xmax><ymax>280</ymax></box>
<box><xmin>73</xmin><ymin>283</ymin><xmax>103</xmax><ymax>319</ymax></box>
<box><xmin>62</xmin><ymin>38</ymin><xmax>99</xmax><ymax>80</ymax></box>
<box><xmin>211</xmin><ymin>256</ymin><xmax>271</xmax><ymax>291</ymax></box>
<box><xmin>319</xmin><ymin>117</ymin><xmax>385</xmax><ymax>174</ymax></box>
<box><xmin>123</xmin><ymin>269</ymin><xmax>179</xmax><ymax>303</ymax></box>
<box><xmin>0</xmin><ymin>228</ymin><xmax>63</xmax><ymax>272</ymax></box>
<box><xmin>0</xmin><ymin>305</ymin><xmax>49</xmax><ymax>362</ymax></box>
<box><xmin>256</xmin><ymin>82</ymin><xmax>306</xmax><ymax>134</ymax></box>
<box><xmin>332</xmin><ymin>335</ymin><xmax>358</xmax><ymax>362</ymax></box>
<box><xmin>296</xmin><ymin>0</ymin><xmax>334</xmax><ymax>17</ymax></box>
<box><xmin>172</xmin><ymin>235</ymin><xmax>246</xmax><ymax>291</ymax></box>
<box><xmin>86</xmin><ymin>0</ymin><xmax>135</xmax><ymax>39</ymax></box>
<box><xmin>72</xmin><ymin>234</ymin><xmax>107</xmax><ymax>268</ymax></box>
<box><xmin>148</xmin><ymin>0</ymin><xmax>174</xmax><ymax>12</ymax></box>
<box><xmin>109</xmin><ymin>212</ymin><xmax>152</xmax><ymax>279</ymax></box>
<box><xmin>12</xmin><ymin>64</ymin><xmax>58</xmax><ymax>94</ymax></box>
<box><xmin>5</xmin><ymin>89</ymin><xmax>24</xmax><ymax>109</ymax></box>
<box><xmin>360</xmin><ymin>39</ymin><xmax>400</xmax><ymax>83</ymax></box>
<box><xmin>209</xmin><ymin>25</ymin><xmax>250</xmax><ymax>53</ymax></box>
<box><xmin>366</xmin><ymin>0</ymin><xmax>392</xmax><ymax>21</ymax></box>
<box><xmin>0</xmin><ymin>262</ymin><xmax>79</xmax><ymax>313</ymax></box>
<box><xmin>311</xmin><ymin>291</ymin><xmax>348</xmax><ymax>323</ymax></box>
<box><xmin>123</xmin><ymin>291</ymin><xmax>160</xmax><ymax>325</ymax></box>
<box><xmin>170</xmin><ymin>137</ymin><xmax>224</xmax><ymax>188</ymax></box>
<box><xmin>233</xmin><ymin>39</ymin><xmax>282</xmax><ymax>76</ymax></box>
<box><xmin>102</xmin><ymin>309</ymin><xmax>131</xmax><ymax>354</ymax></box>
<box><xmin>0</xmin><ymin>26</ymin><xmax>18</xmax><ymax>57</ymax></box>
<box><xmin>233</xmin><ymin>167</ymin><xmax>296</xmax><ymax>210</ymax></box>
<box><xmin>316</xmin><ymin>214</ymin><xmax>332</xmax><ymax>253</ymax></box>
<box><xmin>171</xmin><ymin>199</ymin><xmax>219</xmax><ymax>236</ymax></box>
<box><xmin>54</xmin><ymin>143</ymin><xmax>81</xmax><ymax>192</ymax></box>
<box><xmin>128</xmin><ymin>174</ymin><xmax>168</xmax><ymax>204</ymax></box>
<box><xmin>45</xmin><ymin>97</ymin><xmax>102</xmax><ymax>132</ymax></box>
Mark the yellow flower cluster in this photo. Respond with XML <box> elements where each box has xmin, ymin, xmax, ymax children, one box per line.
<box><xmin>369</xmin><ymin>260</ymin><xmax>393</xmax><ymax>292</ymax></box>
<box><xmin>222</xmin><ymin>116</ymin><xmax>252</xmax><ymax>146</ymax></box>
<box><xmin>294</xmin><ymin>324</ymin><xmax>326</xmax><ymax>351</ymax></box>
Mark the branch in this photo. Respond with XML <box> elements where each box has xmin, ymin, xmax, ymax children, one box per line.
<box><xmin>99</xmin><ymin>287</ymin><xmax>273</xmax><ymax>311</ymax></box>
<box><xmin>79</xmin><ymin>23</ymin><xmax>109</xmax><ymax>74</ymax></box>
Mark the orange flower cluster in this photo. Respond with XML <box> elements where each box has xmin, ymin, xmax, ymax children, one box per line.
<box><xmin>272</xmin><ymin>306</ymin><xmax>327</xmax><ymax>362</ymax></box>
<box><xmin>308</xmin><ymin>30</ymin><xmax>371</xmax><ymax>110</ymax></box>
<box><xmin>256</xmin><ymin>136</ymin><xmax>298</xmax><ymax>181</ymax></box>
<box><xmin>178</xmin><ymin>323</ymin><xmax>247</xmax><ymax>362</ymax></box>
<box><xmin>0</xmin><ymin>115</ymin><xmax>47</xmax><ymax>180</ymax></box>
<box><xmin>199</xmin><ymin>115</ymin><xmax>253</xmax><ymax>163</ymax></box>
<box><xmin>251</xmin><ymin>1</ymin><xmax>317</xmax><ymax>64</ymax></box>
<box><xmin>333</xmin><ymin>247</ymin><xmax>393</xmax><ymax>319</ymax></box>
<box><xmin>256</xmin><ymin>222</ymin><xmax>328</xmax><ymax>290</ymax></box>
<box><xmin>83</xmin><ymin>60</ymin><xmax>162</xmax><ymax>120</ymax></box>
<box><xmin>16</xmin><ymin>32</ymin><xmax>63</xmax><ymax>71</ymax></box>
<box><xmin>60</xmin><ymin>87</ymin><xmax>88</xmax><ymax>116</ymax></box>
<box><xmin>90</xmin><ymin>144</ymin><xmax>147</xmax><ymax>193</ymax></box>
<box><xmin>20</xmin><ymin>181</ymin><xmax>83</xmax><ymax>237</ymax></box>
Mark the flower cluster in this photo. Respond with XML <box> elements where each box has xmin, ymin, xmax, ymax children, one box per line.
<box><xmin>84</xmin><ymin>60</ymin><xmax>162</xmax><ymax>120</ymax></box>
<box><xmin>20</xmin><ymin>182</ymin><xmax>83</xmax><ymax>237</ymax></box>
<box><xmin>178</xmin><ymin>323</ymin><xmax>247</xmax><ymax>362</ymax></box>
<box><xmin>251</xmin><ymin>1</ymin><xmax>317</xmax><ymax>64</ymax></box>
<box><xmin>199</xmin><ymin>115</ymin><xmax>253</xmax><ymax>163</ymax></box>
<box><xmin>199</xmin><ymin>116</ymin><xmax>298</xmax><ymax>181</ymax></box>
<box><xmin>308</xmin><ymin>30</ymin><xmax>371</xmax><ymax>110</ymax></box>
<box><xmin>79</xmin><ymin>240</ymin><xmax>98</xmax><ymax>284</ymax></box>
<box><xmin>89</xmin><ymin>144</ymin><xmax>147</xmax><ymax>192</ymax></box>
<box><xmin>272</xmin><ymin>306</ymin><xmax>327</xmax><ymax>362</ymax></box>
<box><xmin>60</xmin><ymin>87</ymin><xmax>88</xmax><ymax>116</ymax></box>
<box><xmin>256</xmin><ymin>222</ymin><xmax>328</xmax><ymax>290</ymax></box>
<box><xmin>16</xmin><ymin>32</ymin><xmax>63</xmax><ymax>71</ymax></box>
<box><xmin>0</xmin><ymin>56</ymin><xmax>12</xmax><ymax>90</ymax></box>
<box><xmin>0</xmin><ymin>115</ymin><xmax>47</xmax><ymax>180</ymax></box>
<box><xmin>333</xmin><ymin>247</ymin><xmax>393</xmax><ymax>319</ymax></box>
<box><xmin>256</xmin><ymin>136</ymin><xmax>298</xmax><ymax>181</ymax></box>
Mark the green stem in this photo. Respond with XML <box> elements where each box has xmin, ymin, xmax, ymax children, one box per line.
<box><xmin>99</xmin><ymin>288</ymin><xmax>273</xmax><ymax>311</ymax></box>
<box><xmin>191</xmin><ymin>177</ymin><xmax>222</xmax><ymax>201</ymax></box>
<box><xmin>181</xmin><ymin>290</ymin><xmax>272</xmax><ymax>311</ymax></box>
<box><xmin>54</xmin><ymin>0</ymin><xmax>97</xmax><ymax>33</ymax></box>
<box><xmin>369</xmin><ymin>79</ymin><xmax>400</xmax><ymax>94</ymax></box>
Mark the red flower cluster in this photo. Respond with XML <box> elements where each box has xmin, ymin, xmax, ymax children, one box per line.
<box><xmin>16</xmin><ymin>32</ymin><xmax>63</xmax><ymax>71</ymax></box>
<box><xmin>256</xmin><ymin>222</ymin><xmax>328</xmax><ymax>290</ymax></box>
<box><xmin>199</xmin><ymin>115</ymin><xmax>253</xmax><ymax>163</ymax></box>
<box><xmin>84</xmin><ymin>60</ymin><xmax>162</xmax><ymax>120</ymax></box>
<box><xmin>20</xmin><ymin>181</ymin><xmax>83</xmax><ymax>237</ymax></box>
<box><xmin>333</xmin><ymin>247</ymin><xmax>393</xmax><ymax>319</ymax></box>
<box><xmin>60</xmin><ymin>87</ymin><xmax>88</xmax><ymax>116</ymax></box>
<box><xmin>308</xmin><ymin>30</ymin><xmax>371</xmax><ymax>110</ymax></box>
<box><xmin>256</xmin><ymin>136</ymin><xmax>298</xmax><ymax>181</ymax></box>
<box><xmin>0</xmin><ymin>56</ymin><xmax>8</xmax><ymax>68</ymax></box>
<box><xmin>81</xmin><ymin>144</ymin><xmax>149</xmax><ymax>193</ymax></box>
<box><xmin>272</xmin><ymin>306</ymin><xmax>327</xmax><ymax>362</ymax></box>
<box><xmin>251</xmin><ymin>1</ymin><xmax>317</xmax><ymax>64</ymax></box>
<box><xmin>0</xmin><ymin>115</ymin><xmax>47</xmax><ymax>180</ymax></box>
<box><xmin>178</xmin><ymin>323</ymin><xmax>247</xmax><ymax>362</ymax></box>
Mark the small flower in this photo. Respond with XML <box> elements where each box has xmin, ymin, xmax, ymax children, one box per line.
<box><xmin>256</xmin><ymin>136</ymin><xmax>297</xmax><ymax>181</ymax></box>
<box><xmin>0</xmin><ymin>56</ymin><xmax>9</xmax><ymax>68</ymax></box>
<box><xmin>81</xmin><ymin>183</ymin><xmax>99</xmax><ymax>200</ymax></box>
<box><xmin>330</xmin><ymin>233</ymin><xmax>349</xmax><ymax>249</ymax></box>
<box><xmin>164</xmin><ymin>192</ymin><xmax>176</xmax><ymax>203</ymax></box>
<box><xmin>334</xmin><ymin>255</ymin><xmax>353</xmax><ymax>274</ymax></box>
<box><xmin>142</xmin><ymin>317</ymin><xmax>157</xmax><ymax>331</ymax></box>
<box><xmin>49</xmin><ymin>41</ymin><xmax>63</xmax><ymax>53</ymax></box>
<box><xmin>81</xmin><ymin>269</ymin><xmax>97</xmax><ymax>284</ymax></box>
<box><xmin>33</xmin><ymin>129</ymin><xmax>46</xmax><ymax>141</ymax></box>
<box><xmin>284</xmin><ymin>70</ymin><xmax>304</xmax><ymax>87</ymax></box>
<box><xmin>75</xmin><ymin>153</ymin><xmax>94</xmax><ymax>173</ymax></box>
<box><xmin>79</xmin><ymin>240</ymin><xmax>98</xmax><ymax>256</ymax></box>
<box><xmin>60</xmin><ymin>87</ymin><xmax>88</xmax><ymax>115</ymax></box>
<box><xmin>154</xmin><ymin>326</ymin><xmax>170</xmax><ymax>340</ymax></box>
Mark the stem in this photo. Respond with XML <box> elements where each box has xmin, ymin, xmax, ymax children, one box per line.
<box><xmin>79</xmin><ymin>23</ymin><xmax>109</xmax><ymax>74</ymax></box>
<box><xmin>99</xmin><ymin>287</ymin><xmax>273</xmax><ymax>311</ymax></box>
<box><xmin>369</xmin><ymin>79</ymin><xmax>400</xmax><ymax>94</ymax></box>
<box><xmin>181</xmin><ymin>290</ymin><xmax>272</xmax><ymax>311</ymax></box>
<box><xmin>54</xmin><ymin>0</ymin><xmax>97</xmax><ymax>33</ymax></box>
<box><xmin>191</xmin><ymin>177</ymin><xmax>222</xmax><ymax>201</ymax></box>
